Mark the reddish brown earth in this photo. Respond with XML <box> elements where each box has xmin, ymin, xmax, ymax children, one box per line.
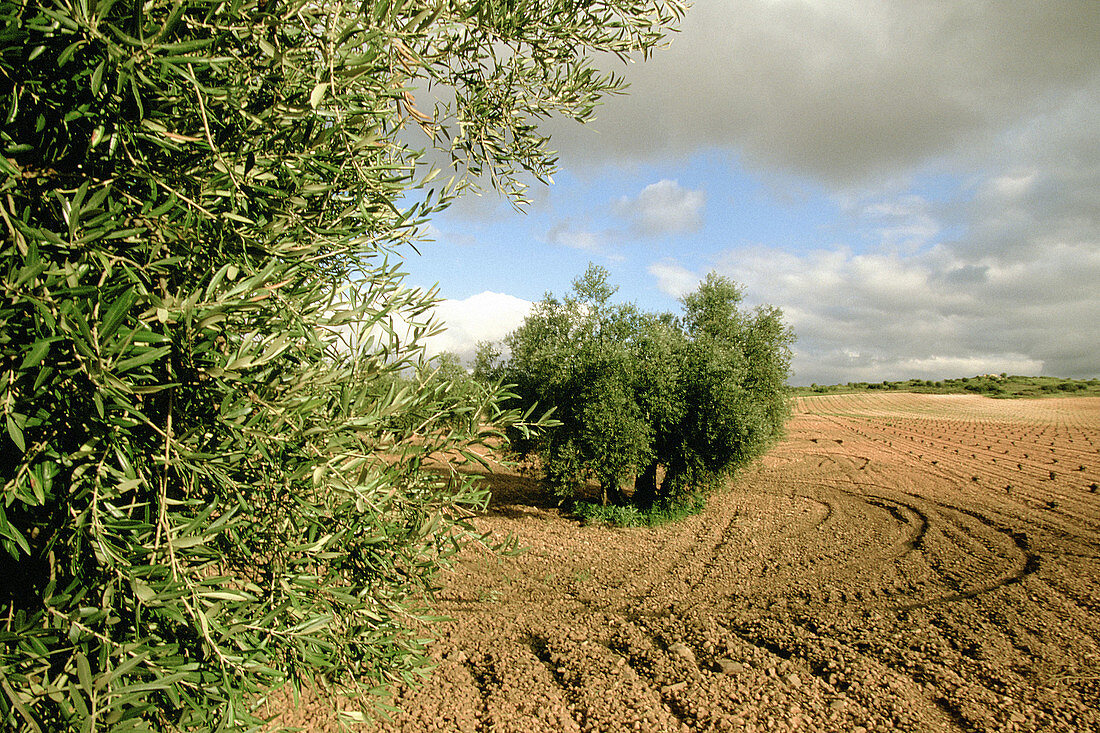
<box><xmin>273</xmin><ymin>393</ymin><xmax>1100</xmax><ymax>733</ymax></box>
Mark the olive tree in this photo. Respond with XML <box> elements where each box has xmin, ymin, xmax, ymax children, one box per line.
<box><xmin>503</xmin><ymin>266</ymin><xmax>649</xmax><ymax>505</ymax></box>
<box><xmin>502</xmin><ymin>267</ymin><xmax>794</xmax><ymax>512</ymax></box>
<box><xmin>656</xmin><ymin>273</ymin><xmax>794</xmax><ymax>501</ymax></box>
<box><xmin>0</xmin><ymin>0</ymin><xmax>682</xmax><ymax>729</ymax></box>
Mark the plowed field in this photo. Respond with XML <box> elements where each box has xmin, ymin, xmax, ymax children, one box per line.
<box><xmin>274</xmin><ymin>393</ymin><xmax>1100</xmax><ymax>733</ymax></box>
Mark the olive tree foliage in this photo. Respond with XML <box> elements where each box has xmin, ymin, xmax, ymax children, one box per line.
<box><xmin>0</xmin><ymin>0</ymin><xmax>682</xmax><ymax>729</ymax></box>
<box><xmin>659</xmin><ymin>272</ymin><xmax>793</xmax><ymax>499</ymax></box>
<box><xmin>502</xmin><ymin>266</ymin><xmax>646</xmax><ymax>506</ymax></box>
<box><xmin>501</xmin><ymin>267</ymin><xmax>793</xmax><ymax>510</ymax></box>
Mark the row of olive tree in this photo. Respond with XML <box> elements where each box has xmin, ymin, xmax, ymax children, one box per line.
<box><xmin>483</xmin><ymin>266</ymin><xmax>794</xmax><ymax>511</ymax></box>
<box><xmin>0</xmin><ymin>0</ymin><xmax>681</xmax><ymax>729</ymax></box>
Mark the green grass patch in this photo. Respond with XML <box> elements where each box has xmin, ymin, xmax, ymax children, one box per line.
<box><xmin>573</xmin><ymin>494</ymin><xmax>707</xmax><ymax>527</ymax></box>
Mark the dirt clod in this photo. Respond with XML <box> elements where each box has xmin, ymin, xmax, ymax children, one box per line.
<box><xmin>668</xmin><ymin>643</ymin><xmax>696</xmax><ymax>665</ymax></box>
<box><xmin>716</xmin><ymin>659</ymin><xmax>746</xmax><ymax>675</ymax></box>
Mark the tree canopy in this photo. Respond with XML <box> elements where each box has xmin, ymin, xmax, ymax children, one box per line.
<box><xmin>500</xmin><ymin>266</ymin><xmax>794</xmax><ymax>513</ymax></box>
<box><xmin>0</xmin><ymin>0</ymin><xmax>682</xmax><ymax>729</ymax></box>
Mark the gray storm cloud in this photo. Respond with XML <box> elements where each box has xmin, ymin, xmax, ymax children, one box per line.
<box><xmin>547</xmin><ymin>0</ymin><xmax>1100</xmax><ymax>186</ymax></box>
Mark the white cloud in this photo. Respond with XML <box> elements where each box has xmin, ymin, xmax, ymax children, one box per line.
<box><xmin>545</xmin><ymin>222</ymin><xmax>625</xmax><ymax>261</ymax></box>
<box><xmin>891</xmin><ymin>355</ymin><xmax>1044</xmax><ymax>381</ymax></box>
<box><xmin>421</xmin><ymin>292</ymin><xmax>533</xmax><ymax>363</ymax></box>
<box><xmin>855</xmin><ymin>195</ymin><xmax>941</xmax><ymax>251</ymax></box>
<box><xmin>651</xmin><ymin>239</ymin><xmax>1083</xmax><ymax>386</ymax></box>
<box><xmin>546</xmin><ymin>224</ymin><xmax>601</xmax><ymax>252</ymax></box>
<box><xmin>648</xmin><ymin>259</ymin><xmax>700</xmax><ymax>298</ymax></box>
<box><xmin>699</xmin><ymin>228</ymin><xmax>1100</xmax><ymax>384</ymax></box>
<box><xmin>987</xmin><ymin>170</ymin><xmax>1038</xmax><ymax>201</ymax></box>
<box><xmin>614</xmin><ymin>180</ymin><xmax>705</xmax><ymax>236</ymax></box>
<box><xmin>423</xmin><ymin>222</ymin><xmax>478</xmax><ymax>248</ymax></box>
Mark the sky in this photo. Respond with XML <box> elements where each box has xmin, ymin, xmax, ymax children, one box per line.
<box><xmin>400</xmin><ymin>0</ymin><xmax>1100</xmax><ymax>386</ymax></box>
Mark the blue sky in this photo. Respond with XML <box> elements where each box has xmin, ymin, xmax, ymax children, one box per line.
<box><xmin>400</xmin><ymin>0</ymin><xmax>1100</xmax><ymax>386</ymax></box>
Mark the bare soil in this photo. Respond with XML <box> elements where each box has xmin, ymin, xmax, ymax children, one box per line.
<box><xmin>273</xmin><ymin>393</ymin><xmax>1100</xmax><ymax>733</ymax></box>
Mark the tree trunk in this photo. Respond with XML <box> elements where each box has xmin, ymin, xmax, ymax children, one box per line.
<box><xmin>602</xmin><ymin>480</ymin><xmax>625</xmax><ymax>507</ymax></box>
<box><xmin>633</xmin><ymin>463</ymin><xmax>659</xmax><ymax>510</ymax></box>
<box><xmin>659</xmin><ymin>462</ymin><xmax>684</xmax><ymax>501</ymax></box>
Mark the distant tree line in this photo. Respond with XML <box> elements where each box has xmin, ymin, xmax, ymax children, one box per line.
<box><xmin>796</xmin><ymin>375</ymin><xmax>1100</xmax><ymax>398</ymax></box>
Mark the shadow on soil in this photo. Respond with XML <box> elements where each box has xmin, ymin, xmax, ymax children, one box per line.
<box><xmin>428</xmin><ymin>461</ymin><xmax>602</xmax><ymax>519</ymax></box>
<box><xmin>461</xmin><ymin>466</ymin><xmax>603</xmax><ymax>520</ymax></box>
<box><xmin>453</xmin><ymin>466</ymin><xmax>574</xmax><ymax>519</ymax></box>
